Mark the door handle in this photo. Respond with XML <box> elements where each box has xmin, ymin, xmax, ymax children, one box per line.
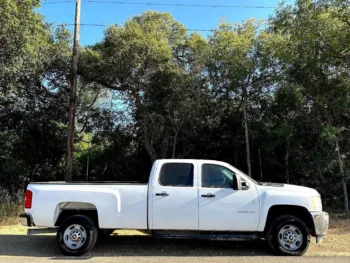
<box><xmin>155</xmin><ymin>192</ymin><xmax>169</xmax><ymax>196</ymax></box>
<box><xmin>201</xmin><ymin>193</ymin><xmax>215</xmax><ymax>198</ymax></box>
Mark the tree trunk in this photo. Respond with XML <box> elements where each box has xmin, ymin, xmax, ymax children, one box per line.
<box><xmin>285</xmin><ymin>143</ymin><xmax>290</xmax><ymax>184</ymax></box>
<box><xmin>172</xmin><ymin>131</ymin><xmax>178</xmax><ymax>159</ymax></box>
<box><xmin>142</xmin><ymin>118</ymin><xmax>157</xmax><ymax>163</ymax></box>
<box><xmin>159</xmin><ymin>130</ymin><xmax>169</xmax><ymax>159</ymax></box>
<box><xmin>234</xmin><ymin>145</ymin><xmax>238</xmax><ymax>167</ymax></box>
<box><xmin>335</xmin><ymin>140</ymin><xmax>349</xmax><ymax>212</ymax></box>
<box><xmin>341</xmin><ymin>178</ymin><xmax>349</xmax><ymax>213</ymax></box>
<box><xmin>132</xmin><ymin>89</ymin><xmax>157</xmax><ymax>163</ymax></box>
<box><xmin>258</xmin><ymin>148</ymin><xmax>263</xmax><ymax>182</ymax></box>
<box><xmin>242</xmin><ymin>86</ymin><xmax>252</xmax><ymax>177</ymax></box>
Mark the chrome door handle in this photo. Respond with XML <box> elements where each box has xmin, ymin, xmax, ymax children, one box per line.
<box><xmin>201</xmin><ymin>193</ymin><xmax>215</xmax><ymax>198</ymax></box>
<box><xmin>156</xmin><ymin>192</ymin><xmax>169</xmax><ymax>196</ymax></box>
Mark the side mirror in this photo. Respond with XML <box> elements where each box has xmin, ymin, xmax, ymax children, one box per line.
<box><xmin>238</xmin><ymin>178</ymin><xmax>250</xmax><ymax>190</ymax></box>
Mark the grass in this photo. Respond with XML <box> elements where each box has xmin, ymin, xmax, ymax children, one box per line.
<box><xmin>0</xmin><ymin>203</ymin><xmax>22</xmax><ymax>225</ymax></box>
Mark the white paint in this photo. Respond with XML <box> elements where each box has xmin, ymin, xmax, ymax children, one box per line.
<box><xmin>25</xmin><ymin>159</ymin><xmax>323</xmax><ymax>232</ymax></box>
<box><xmin>256</xmin><ymin>183</ymin><xmax>322</xmax><ymax>231</ymax></box>
<box><xmin>151</xmin><ymin>159</ymin><xmax>199</xmax><ymax>230</ymax></box>
<box><xmin>197</xmin><ymin>160</ymin><xmax>260</xmax><ymax>231</ymax></box>
<box><xmin>26</xmin><ymin>184</ymin><xmax>148</xmax><ymax>229</ymax></box>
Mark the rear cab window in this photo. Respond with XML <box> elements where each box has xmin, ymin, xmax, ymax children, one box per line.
<box><xmin>159</xmin><ymin>163</ymin><xmax>194</xmax><ymax>187</ymax></box>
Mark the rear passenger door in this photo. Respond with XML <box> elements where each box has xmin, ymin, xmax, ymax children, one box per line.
<box><xmin>151</xmin><ymin>161</ymin><xmax>199</xmax><ymax>230</ymax></box>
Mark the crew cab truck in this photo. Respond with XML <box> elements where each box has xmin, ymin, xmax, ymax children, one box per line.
<box><xmin>20</xmin><ymin>159</ymin><xmax>329</xmax><ymax>256</ymax></box>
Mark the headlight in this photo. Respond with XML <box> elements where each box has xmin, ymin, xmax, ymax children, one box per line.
<box><xmin>311</xmin><ymin>196</ymin><xmax>322</xmax><ymax>211</ymax></box>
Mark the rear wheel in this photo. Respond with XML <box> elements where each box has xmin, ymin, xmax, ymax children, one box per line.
<box><xmin>267</xmin><ymin>215</ymin><xmax>310</xmax><ymax>256</ymax></box>
<box><xmin>57</xmin><ymin>215</ymin><xmax>98</xmax><ymax>256</ymax></box>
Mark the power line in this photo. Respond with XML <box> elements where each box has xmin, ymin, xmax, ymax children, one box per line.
<box><xmin>46</xmin><ymin>1</ymin><xmax>274</xmax><ymax>32</ymax></box>
<box><xmin>52</xmin><ymin>23</ymin><xmax>217</xmax><ymax>31</ymax></box>
<box><xmin>43</xmin><ymin>0</ymin><xmax>276</xmax><ymax>9</ymax></box>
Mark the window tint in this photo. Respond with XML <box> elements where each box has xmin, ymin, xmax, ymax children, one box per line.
<box><xmin>202</xmin><ymin>164</ymin><xmax>237</xmax><ymax>189</ymax></box>
<box><xmin>159</xmin><ymin>163</ymin><xmax>194</xmax><ymax>187</ymax></box>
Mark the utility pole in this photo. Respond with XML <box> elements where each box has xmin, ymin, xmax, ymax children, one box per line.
<box><xmin>66</xmin><ymin>0</ymin><xmax>81</xmax><ymax>181</ymax></box>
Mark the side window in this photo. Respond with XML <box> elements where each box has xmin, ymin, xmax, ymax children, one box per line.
<box><xmin>202</xmin><ymin>164</ymin><xmax>237</xmax><ymax>189</ymax></box>
<box><xmin>159</xmin><ymin>163</ymin><xmax>194</xmax><ymax>187</ymax></box>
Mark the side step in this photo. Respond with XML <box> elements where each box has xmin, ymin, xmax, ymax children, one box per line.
<box><xmin>27</xmin><ymin>228</ymin><xmax>57</xmax><ymax>236</ymax></box>
<box><xmin>152</xmin><ymin>231</ymin><xmax>259</xmax><ymax>241</ymax></box>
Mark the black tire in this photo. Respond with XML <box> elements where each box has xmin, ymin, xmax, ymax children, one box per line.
<box><xmin>57</xmin><ymin>215</ymin><xmax>98</xmax><ymax>256</ymax></box>
<box><xmin>266</xmin><ymin>215</ymin><xmax>310</xmax><ymax>256</ymax></box>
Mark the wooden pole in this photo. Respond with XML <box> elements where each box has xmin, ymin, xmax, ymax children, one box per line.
<box><xmin>66</xmin><ymin>0</ymin><xmax>81</xmax><ymax>181</ymax></box>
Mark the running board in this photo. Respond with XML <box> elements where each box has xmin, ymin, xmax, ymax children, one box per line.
<box><xmin>152</xmin><ymin>231</ymin><xmax>259</xmax><ymax>241</ymax></box>
<box><xmin>27</xmin><ymin>228</ymin><xmax>57</xmax><ymax>235</ymax></box>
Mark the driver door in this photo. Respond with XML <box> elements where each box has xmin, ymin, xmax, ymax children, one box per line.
<box><xmin>198</xmin><ymin>161</ymin><xmax>260</xmax><ymax>231</ymax></box>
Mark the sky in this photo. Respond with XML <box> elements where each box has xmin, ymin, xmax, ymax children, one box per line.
<box><xmin>38</xmin><ymin>0</ymin><xmax>288</xmax><ymax>46</ymax></box>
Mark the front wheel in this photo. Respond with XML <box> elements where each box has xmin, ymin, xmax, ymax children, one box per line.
<box><xmin>57</xmin><ymin>215</ymin><xmax>98</xmax><ymax>256</ymax></box>
<box><xmin>267</xmin><ymin>215</ymin><xmax>310</xmax><ymax>256</ymax></box>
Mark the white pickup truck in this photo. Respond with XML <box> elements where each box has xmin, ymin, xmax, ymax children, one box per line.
<box><xmin>20</xmin><ymin>159</ymin><xmax>329</xmax><ymax>256</ymax></box>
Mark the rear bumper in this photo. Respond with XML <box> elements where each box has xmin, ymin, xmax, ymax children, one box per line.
<box><xmin>20</xmin><ymin>213</ymin><xmax>35</xmax><ymax>227</ymax></box>
<box><xmin>311</xmin><ymin>211</ymin><xmax>329</xmax><ymax>244</ymax></box>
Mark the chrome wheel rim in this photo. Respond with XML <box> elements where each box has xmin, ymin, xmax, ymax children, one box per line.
<box><xmin>278</xmin><ymin>224</ymin><xmax>303</xmax><ymax>251</ymax></box>
<box><xmin>63</xmin><ymin>224</ymin><xmax>87</xmax><ymax>249</ymax></box>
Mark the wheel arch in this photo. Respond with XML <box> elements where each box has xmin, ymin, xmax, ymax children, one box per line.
<box><xmin>54</xmin><ymin>202</ymin><xmax>99</xmax><ymax>227</ymax></box>
<box><xmin>264</xmin><ymin>205</ymin><xmax>315</xmax><ymax>236</ymax></box>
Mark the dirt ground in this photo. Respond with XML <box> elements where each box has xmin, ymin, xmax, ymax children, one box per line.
<box><xmin>307</xmin><ymin>218</ymin><xmax>350</xmax><ymax>256</ymax></box>
<box><xmin>0</xmin><ymin>217</ymin><xmax>349</xmax><ymax>257</ymax></box>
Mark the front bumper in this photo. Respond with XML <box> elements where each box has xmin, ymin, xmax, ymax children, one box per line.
<box><xmin>19</xmin><ymin>213</ymin><xmax>35</xmax><ymax>227</ymax></box>
<box><xmin>311</xmin><ymin>211</ymin><xmax>329</xmax><ymax>244</ymax></box>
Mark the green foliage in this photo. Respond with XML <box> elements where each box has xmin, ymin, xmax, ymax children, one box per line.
<box><xmin>0</xmin><ymin>0</ymin><xmax>50</xmax><ymax>91</ymax></box>
<box><xmin>1</xmin><ymin>1</ymin><xmax>349</xmax><ymax>211</ymax></box>
<box><xmin>0</xmin><ymin>1</ymin><xmax>72</xmax><ymax>197</ymax></box>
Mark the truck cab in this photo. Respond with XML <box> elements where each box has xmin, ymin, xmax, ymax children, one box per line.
<box><xmin>20</xmin><ymin>159</ymin><xmax>329</xmax><ymax>256</ymax></box>
<box><xmin>149</xmin><ymin>159</ymin><xmax>260</xmax><ymax>231</ymax></box>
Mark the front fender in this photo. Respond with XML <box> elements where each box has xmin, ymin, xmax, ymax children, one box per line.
<box><xmin>257</xmin><ymin>190</ymin><xmax>314</xmax><ymax>231</ymax></box>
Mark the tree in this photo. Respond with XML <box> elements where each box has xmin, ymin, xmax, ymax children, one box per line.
<box><xmin>269</xmin><ymin>0</ymin><xmax>350</xmax><ymax>211</ymax></box>
<box><xmin>207</xmin><ymin>19</ymin><xmax>269</xmax><ymax>177</ymax></box>
<box><xmin>0</xmin><ymin>0</ymin><xmax>73</xmax><ymax>197</ymax></box>
<box><xmin>1</xmin><ymin>2</ymin><xmax>350</xmax><ymax>213</ymax></box>
<box><xmin>80</xmin><ymin>11</ymin><xmax>201</xmax><ymax>162</ymax></box>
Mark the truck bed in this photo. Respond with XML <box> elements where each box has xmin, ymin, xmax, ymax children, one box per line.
<box><xmin>29</xmin><ymin>181</ymin><xmax>148</xmax><ymax>185</ymax></box>
<box><xmin>26</xmin><ymin>183</ymin><xmax>148</xmax><ymax>229</ymax></box>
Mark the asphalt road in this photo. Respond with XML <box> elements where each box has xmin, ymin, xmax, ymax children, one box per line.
<box><xmin>0</xmin><ymin>234</ymin><xmax>348</xmax><ymax>263</ymax></box>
